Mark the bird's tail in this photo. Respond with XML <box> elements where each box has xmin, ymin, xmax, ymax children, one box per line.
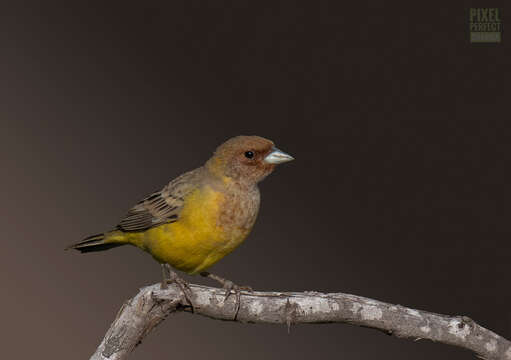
<box><xmin>65</xmin><ymin>232</ymin><xmax>126</xmax><ymax>253</ymax></box>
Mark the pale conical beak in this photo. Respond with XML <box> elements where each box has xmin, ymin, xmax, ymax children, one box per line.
<box><xmin>264</xmin><ymin>147</ymin><xmax>294</xmax><ymax>164</ymax></box>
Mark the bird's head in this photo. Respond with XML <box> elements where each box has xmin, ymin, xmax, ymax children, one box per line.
<box><xmin>205</xmin><ymin>135</ymin><xmax>294</xmax><ymax>185</ymax></box>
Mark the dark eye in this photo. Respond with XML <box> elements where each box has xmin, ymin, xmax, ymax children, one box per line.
<box><xmin>244</xmin><ymin>151</ymin><xmax>254</xmax><ymax>159</ymax></box>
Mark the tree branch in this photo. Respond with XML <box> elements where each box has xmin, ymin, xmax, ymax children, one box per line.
<box><xmin>90</xmin><ymin>283</ymin><xmax>511</xmax><ymax>360</ymax></box>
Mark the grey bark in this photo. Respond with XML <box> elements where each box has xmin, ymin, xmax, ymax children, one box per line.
<box><xmin>90</xmin><ymin>283</ymin><xmax>511</xmax><ymax>360</ymax></box>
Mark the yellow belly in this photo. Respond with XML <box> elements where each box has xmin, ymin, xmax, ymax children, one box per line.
<box><xmin>133</xmin><ymin>186</ymin><xmax>250</xmax><ymax>274</ymax></box>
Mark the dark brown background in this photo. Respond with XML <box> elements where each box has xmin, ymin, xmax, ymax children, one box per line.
<box><xmin>1</xmin><ymin>1</ymin><xmax>509</xmax><ymax>359</ymax></box>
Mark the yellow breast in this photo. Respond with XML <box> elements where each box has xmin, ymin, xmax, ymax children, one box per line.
<box><xmin>141</xmin><ymin>186</ymin><xmax>251</xmax><ymax>274</ymax></box>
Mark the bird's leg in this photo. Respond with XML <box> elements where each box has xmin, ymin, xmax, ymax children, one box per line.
<box><xmin>200</xmin><ymin>272</ymin><xmax>252</xmax><ymax>319</ymax></box>
<box><xmin>199</xmin><ymin>272</ymin><xmax>253</xmax><ymax>296</ymax></box>
<box><xmin>161</xmin><ymin>263</ymin><xmax>194</xmax><ymax>312</ymax></box>
<box><xmin>160</xmin><ymin>264</ymin><xmax>169</xmax><ymax>290</ymax></box>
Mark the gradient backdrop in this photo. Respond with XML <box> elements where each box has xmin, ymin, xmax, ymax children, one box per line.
<box><xmin>2</xmin><ymin>2</ymin><xmax>510</xmax><ymax>359</ymax></box>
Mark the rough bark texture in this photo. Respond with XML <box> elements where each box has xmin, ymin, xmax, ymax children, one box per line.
<box><xmin>90</xmin><ymin>283</ymin><xmax>511</xmax><ymax>360</ymax></box>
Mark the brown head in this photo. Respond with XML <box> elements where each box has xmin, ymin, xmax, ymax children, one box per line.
<box><xmin>205</xmin><ymin>135</ymin><xmax>294</xmax><ymax>185</ymax></box>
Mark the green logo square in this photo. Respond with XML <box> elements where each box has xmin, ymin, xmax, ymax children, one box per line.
<box><xmin>469</xmin><ymin>8</ymin><xmax>502</xmax><ymax>43</ymax></box>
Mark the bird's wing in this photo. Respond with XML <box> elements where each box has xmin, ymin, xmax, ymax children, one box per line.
<box><xmin>116</xmin><ymin>168</ymin><xmax>203</xmax><ymax>232</ymax></box>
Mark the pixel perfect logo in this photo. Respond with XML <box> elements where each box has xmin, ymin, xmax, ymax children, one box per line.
<box><xmin>469</xmin><ymin>8</ymin><xmax>502</xmax><ymax>43</ymax></box>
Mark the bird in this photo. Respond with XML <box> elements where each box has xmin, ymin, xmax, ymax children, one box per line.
<box><xmin>67</xmin><ymin>135</ymin><xmax>294</xmax><ymax>309</ymax></box>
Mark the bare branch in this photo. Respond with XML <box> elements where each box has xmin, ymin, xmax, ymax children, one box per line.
<box><xmin>90</xmin><ymin>283</ymin><xmax>511</xmax><ymax>360</ymax></box>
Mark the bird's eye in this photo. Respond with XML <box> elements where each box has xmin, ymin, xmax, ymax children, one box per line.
<box><xmin>244</xmin><ymin>151</ymin><xmax>254</xmax><ymax>159</ymax></box>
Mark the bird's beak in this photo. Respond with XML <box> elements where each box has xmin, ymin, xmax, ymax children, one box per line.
<box><xmin>264</xmin><ymin>147</ymin><xmax>294</xmax><ymax>164</ymax></box>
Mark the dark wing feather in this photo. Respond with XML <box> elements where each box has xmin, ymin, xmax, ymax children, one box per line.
<box><xmin>117</xmin><ymin>168</ymin><xmax>202</xmax><ymax>232</ymax></box>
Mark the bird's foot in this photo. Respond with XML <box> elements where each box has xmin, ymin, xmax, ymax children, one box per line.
<box><xmin>161</xmin><ymin>264</ymin><xmax>194</xmax><ymax>312</ymax></box>
<box><xmin>200</xmin><ymin>272</ymin><xmax>252</xmax><ymax>319</ymax></box>
<box><xmin>220</xmin><ymin>279</ymin><xmax>253</xmax><ymax>299</ymax></box>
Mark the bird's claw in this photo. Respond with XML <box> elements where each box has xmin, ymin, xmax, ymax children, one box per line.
<box><xmin>223</xmin><ymin>282</ymin><xmax>252</xmax><ymax>300</ymax></box>
<box><xmin>222</xmin><ymin>282</ymin><xmax>253</xmax><ymax>320</ymax></box>
<box><xmin>161</xmin><ymin>264</ymin><xmax>195</xmax><ymax>312</ymax></box>
<box><xmin>222</xmin><ymin>280</ymin><xmax>235</xmax><ymax>299</ymax></box>
<box><xmin>171</xmin><ymin>280</ymin><xmax>194</xmax><ymax>312</ymax></box>
<box><xmin>200</xmin><ymin>271</ymin><xmax>251</xmax><ymax>320</ymax></box>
